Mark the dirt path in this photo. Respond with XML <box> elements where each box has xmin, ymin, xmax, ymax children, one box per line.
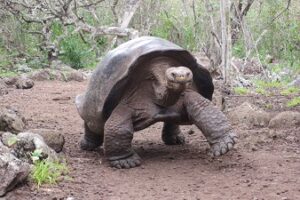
<box><xmin>1</xmin><ymin>81</ymin><xmax>299</xmax><ymax>200</ymax></box>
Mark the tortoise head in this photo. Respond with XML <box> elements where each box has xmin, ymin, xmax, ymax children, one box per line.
<box><xmin>165</xmin><ymin>66</ymin><xmax>193</xmax><ymax>92</ymax></box>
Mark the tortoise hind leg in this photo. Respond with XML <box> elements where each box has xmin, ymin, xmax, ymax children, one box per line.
<box><xmin>162</xmin><ymin>123</ymin><xmax>185</xmax><ymax>145</ymax></box>
<box><xmin>80</xmin><ymin>123</ymin><xmax>103</xmax><ymax>151</ymax></box>
<box><xmin>104</xmin><ymin>105</ymin><xmax>141</xmax><ymax>169</ymax></box>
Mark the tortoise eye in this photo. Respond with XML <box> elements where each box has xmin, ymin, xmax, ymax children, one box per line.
<box><xmin>171</xmin><ymin>72</ymin><xmax>176</xmax><ymax>78</ymax></box>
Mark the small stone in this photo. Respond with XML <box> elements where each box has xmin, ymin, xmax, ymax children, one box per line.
<box><xmin>65</xmin><ymin>71</ymin><xmax>86</xmax><ymax>82</ymax></box>
<box><xmin>15</xmin><ymin>77</ymin><xmax>34</xmax><ymax>89</ymax></box>
<box><xmin>28</xmin><ymin>129</ymin><xmax>65</xmax><ymax>152</ymax></box>
<box><xmin>29</xmin><ymin>69</ymin><xmax>51</xmax><ymax>81</ymax></box>
<box><xmin>0</xmin><ymin>141</ymin><xmax>31</xmax><ymax>197</ymax></box>
<box><xmin>269</xmin><ymin>111</ymin><xmax>300</xmax><ymax>129</ymax></box>
<box><xmin>228</xmin><ymin>102</ymin><xmax>271</xmax><ymax>128</ymax></box>
<box><xmin>0</xmin><ymin>108</ymin><xmax>26</xmax><ymax>134</ymax></box>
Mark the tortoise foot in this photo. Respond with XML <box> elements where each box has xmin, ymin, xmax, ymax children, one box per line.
<box><xmin>109</xmin><ymin>152</ymin><xmax>141</xmax><ymax>169</ymax></box>
<box><xmin>209</xmin><ymin>131</ymin><xmax>237</xmax><ymax>157</ymax></box>
<box><xmin>163</xmin><ymin>133</ymin><xmax>185</xmax><ymax>145</ymax></box>
<box><xmin>80</xmin><ymin>135</ymin><xmax>102</xmax><ymax>151</ymax></box>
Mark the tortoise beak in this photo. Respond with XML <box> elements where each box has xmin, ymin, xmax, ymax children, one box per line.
<box><xmin>176</xmin><ymin>76</ymin><xmax>188</xmax><ymax>82</ymax></box>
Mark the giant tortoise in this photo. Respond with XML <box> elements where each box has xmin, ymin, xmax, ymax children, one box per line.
<box><xmin>76</xmin><ymin>36</ymin><xmax>237</xmax><ymax>169</ymax></box>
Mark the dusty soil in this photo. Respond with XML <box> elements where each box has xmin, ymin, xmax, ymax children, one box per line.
<box><xmin>1</xmin><ymin>80</ymin><xmax>299</xmax><ymax>200</ymax></box>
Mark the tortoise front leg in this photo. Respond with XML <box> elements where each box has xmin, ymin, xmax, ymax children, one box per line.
<box><xmin>184</xmin><ymin>90</ymin><xmax>237</xmax><ymax>157</ymax></box>
<box><xmin>162</xmin><ymin>123</ymin><xmax>185</xmax><ymax>145</ymax></box>
<box><xmin>104</xmin><ymin>105</ymin><xmax>141</xmax><ymax>169</ymax></box>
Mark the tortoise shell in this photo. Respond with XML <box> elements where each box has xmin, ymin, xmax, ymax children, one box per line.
<box><xmin>76</xmin><ymin>36</ymin><xmax>213</xmax><ymax>133</ymax></box>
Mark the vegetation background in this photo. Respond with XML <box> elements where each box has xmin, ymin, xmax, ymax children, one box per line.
<box><xmin>0</xmin><ymin>0</ymin><xmax>299</xmax><ymax>82</ymax></box>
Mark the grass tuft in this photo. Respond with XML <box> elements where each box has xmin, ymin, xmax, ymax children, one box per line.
<box><xmin>30</xmin><ymin>160</ymin><xmax>68</xmax><ymax>187</ymax></box>
<box><xmin>234</xmin><ymin>87</ymin><xmax>249</xmax><ymax>95</ymax></box>
<box><xmin>280</xmin><ymin>87</ymin><xmax>300</xmax><ymax>96</ymax></box>
<box><xmin>287</xmin><ymin>97</ymin><xmax>300</xmax><ymax>107</ymax></box>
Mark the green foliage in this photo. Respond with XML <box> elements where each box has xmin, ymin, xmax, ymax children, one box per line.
<box><xmin>255</xmin><ymin>88</ymin><xmax>267</xmax><ymax>95</ymax></box>
<box><xmin>287</xmin><ymin>97</ymin><xmax>300</xmax><ymax>107</ymax></box>
<box><xmin>280</xmin><ymin>87</ymin><xmax>300</xmax><ymax>96</ymax></box>
<box><xmin>254</xmin><ymin>80</ymin><xmax>285</xmax><ymax>89</ymax></box>
<box><xmin>234</xmin><ymin>87</ymin><xmax>249</xmax><ymax>95</ymax></box>
<box><xmin>60</xmin><ymin>34</ymin><xmax>96</xmax><ymax>69</ymax></box>
<box><xmin>0</xmin><ymin>70</ymin><xmax>18</xmax><ymax>78</ymax></box>
<box><xmin>31</xmin><ymin>149</ymin><xmax>43</xmax><ymax>162</ymax></box>
<box><xmin>264</xmin><ymin>103</ymin><xmax>273</xmax><ymax>109</ymax></box>
<box><xmin>30</xmin><ymin>160</ymin><xmax>68</xmax><ymax>187</ymax></box>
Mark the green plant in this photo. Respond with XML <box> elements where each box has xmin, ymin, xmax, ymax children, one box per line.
<box><xmin>60</xmin><ymin>34</ymin><xmax>96</xmax><ymax>69</ymax></box>
<box><xmin>264</xmin><ymin>103</ymin><xmax>273</xmax><ymax>109</ymax></box>
<box><xmin>234</xmin><ymin>87</ymin><xmax>249</xmax><ymax>95</ymax></box>
<box><xmin>280</xmin><ymin>87</ymin><xmax>300</xmax><ymax>96</ymax></box>
<box><xmin>31</xmin><ymin>149</ymin><xmax>43</xmax><ymax>162</ymax></box>
<box><xmin>254</xmin><ymin>80</ymin><xmax>285</xmax><ymax>89</ymax></box>
<box><xmin>30</xmin><ymin>160</ymin><xmax>68</xmax><ymax>187</ymax></box>
<box><xmin>287</xmin><ymin>97</ymin><xmax>300</xmax><ymax>107</ymax></box>
<box><xmin>255</xmin><ymin>88</ymin><xmax>267</xmax><ymax>95</ymax></box>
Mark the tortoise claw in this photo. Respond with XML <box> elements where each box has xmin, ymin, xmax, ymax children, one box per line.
<box><xmin>209</xmin><ymin>131</ymin><xmax>237</xmax><ymax>157</ymax></box>
<box><xmin>163</xmin><ymin>133</ymin><xmax>185</xmax><ymax>145</ymax></box>
<box><xmin>110</xmin><ymin>152</ymin><xmax>141</xmax><ymax>169</ymax></box>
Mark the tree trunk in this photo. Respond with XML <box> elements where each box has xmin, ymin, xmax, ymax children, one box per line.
<box><xmin>220</xmin><ymin>0</ymin><xmax>232</xmax><ymax>84</ymax></box>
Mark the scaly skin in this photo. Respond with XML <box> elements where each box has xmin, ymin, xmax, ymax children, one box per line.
<box><xmin>183</xmin><ymin>90</ymin><xmax>237</xmax><ymax>157</ymax></box>
<box><xmin>80</xmin><ymin>123</ymin><xmax>103</xmax><ymax>151</ymax></box>
<box><xmin>103</xmin><ymin>104</ymin><xmax>141</xmax><ymax>169</ymax></box>
<box><xmin>162</xmin><ymin>123</ymin><xmax>185</xmax><ymax>145</ymax></box>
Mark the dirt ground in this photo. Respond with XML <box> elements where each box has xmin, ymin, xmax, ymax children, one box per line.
<box><xmin>1</xmin><ymin>80</ymin><xmax>299</xmax><ymax>200</ymax></box>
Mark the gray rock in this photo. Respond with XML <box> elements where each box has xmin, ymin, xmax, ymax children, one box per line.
<box><xmin>228</xmin><ymin>102</ymin><xmax>271</xmax><ymax>128</ymax></box>
<box><xmin>29</xmin><ymin>69</ymin><xmax>51</xmax><ymax>81</ymax></box>
<box><xmin>13</xmin><ymin>132</ymin><xmax>58</xmax><ymax>163</ymax></box>
<box><xmin>0</xmin><ymin>141</ymin><xmax>31</xmax><ymax>197</ymax></box>
<box><xmin>49</xmin><ymin>70</ymin><xmax>65</xmax><ymax>81</ymax></box>
<box><xmin>2</xmin><ymin>77</ymin><xmax>18</xmax><ymax>86</ymax></box>
<box><xmin>1</xmin><ymin>132</ymin><xmax>17</xmax><ymax>147</ymax></box>
<box><xmin>288</xmin><ymin>75</ymin><xmax>300</xmax><ymax>88</ymax></box>
<box><xmin>28</xmin><ymin>129</ymin><xmax>65</xmax><ymax>152</ymax></box>
<box><xmin>269</xmin><ymin>111</ymin><xmax>300</xmax><ymax>129</ymax></box>
<box><xmin>15</xmin><ymin>77</ymin><xmax>34</xmax><ymax>89</ymax></box>
<box><xmin>0</xmin><ymin>108</ymin><xmax>26</xmax><ymax>134</ymax></box>
<box><xmin>65</xmin><ymin>71</ymin><xmax>85</xmax><ymax>82</ymax></box>
<box><xmin>0</xmin><ymin>79</ymin><xmax>8</xmax><ymax>96</ymax></box>
<box><xmin>50</xmin><ymin>60</ymin><xmax>73</xmax><ymax>71</ymax></box>
<box><xmin>16</xmin><ymin>64</ymin><xmax>31</xmax><ymax>73</ymax></box>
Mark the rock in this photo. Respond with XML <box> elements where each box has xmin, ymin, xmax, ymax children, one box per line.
<box><xmin>269</xmin><ymin>111</ymin><xmax>300</xmax><ymax>129</ymax></box>
<box><xmin>29</xmin><ymin>69</ymin><xmax>51</xmax><ymax>81</ymax></box>
<box><xmin>0</xmin><ymin>108</ymin><xmax>26</xmax><ymax>134</ymax></box>
<box><xmin>232</xmin><ymin>76</ymin><xmax>252</xmax><ymax>87</ymax></box>
<box><xmin>228</xmin><ymin>102</ymin><xmax>271</xmax><ymax>128</ymax></box>
<box><xmin>288</xmin><ymin>75</ymin><xmax>300</xmax><ymax>88</ymax></box>
<box><xmin>1</xmin><ymin>132</ymin><xmax>17</xmax><ymax>147</ymax></box>
<box><xmin>28</xmin><ymin>129</ymin><xmax>65</xmax><ymax>152</ymax></box>
<box><xmin>2</xmin><ymin>77</ymin><xmax>18</xmax><ymax>86</ymax></box>
<box><xmin>12</xmin><ymin>132</ymin><xmax>58</xmax><ymax>163</ymax></box>
<box><xmin>50</xmin><ymin>60</ymin><xmax>73</xmax><ymax>71</ymax></box>
<box><xmin>0</xmin><ymin>141</ymin><xmax>31</xmax><ymax>197</ymax></box>
<box><xmin>65</xmin><ymin>71</ymin><xmax>85</xmax><ymax>82</ymax></box>
<box><xmin>0</xmin><ymin>79</ymin><xmax>8</xmax><ymax>96</ymax></box>
<box><xmin>16</xmin><ymin>64</ymin><xmax>31</xmax><ymax>73</ymax></box>
<box><xmin>50</xmin><ymin>70</ymin><xmax>65</xmax><ymax>81</ymax></box>
<box><xmin>15</xmin><ymin>77</ymin><xmax>34</xmax><ymax>89</ymax></box>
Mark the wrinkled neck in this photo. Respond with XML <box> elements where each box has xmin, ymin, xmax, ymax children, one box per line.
<box><xmin>153</xmin><ymin>84</ymin><xmax>184</xmax><ymax>107</ymax></box>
